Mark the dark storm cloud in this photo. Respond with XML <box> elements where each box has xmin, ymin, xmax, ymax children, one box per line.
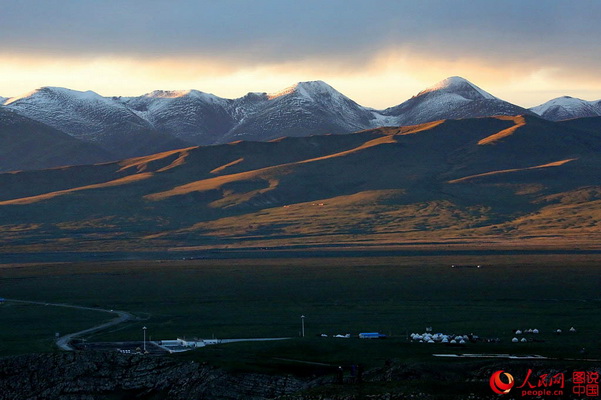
<box><xmin>1</xmin><ymin>0</ymin><xmax>600</xmax><ymax>70</ymax></box>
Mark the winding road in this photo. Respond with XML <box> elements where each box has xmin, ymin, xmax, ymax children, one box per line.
<box><xmin>3</xmin><ymin>299</ymin><xmax>136</xmax><ymax>350</ymax></box>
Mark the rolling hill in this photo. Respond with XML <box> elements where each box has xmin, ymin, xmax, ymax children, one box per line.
<box><xmin>1</xmin><ymin>114</ymin><xmax>600</xmax><ymax>257</ymax></box>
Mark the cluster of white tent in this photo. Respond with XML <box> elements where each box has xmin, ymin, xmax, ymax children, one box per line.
<box><xmin>514</xmin><ymin>328</ymin><xmax>540</xmax><ymax>335</ymax></box>
<box><xmin>410</xmin><ymin>332</ymin><xmax>476</xmax><ymax>344</ymax></box>
<box><xmin>511</xmin><ymin>327</ymin><xmax>577</xmax><ymax>342</ymax></box>
<box><xmin>555</xmin><ymin>327</ymin><xmax>577</xmax><ymax>334</ymax></box>
<box><xmin>511</xmin><ymin>327</ymin><xmax>540</xmax><ymax>342</ymax></box>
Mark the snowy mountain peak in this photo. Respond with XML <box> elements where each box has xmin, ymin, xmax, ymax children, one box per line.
<box><xmin>5</xmin><ymin>86</ymin><xmax>104</xmax><ymax>106</ymax></box>
<box><xmin>145</xmin><ymin>89</ymin><xmax>195</xmax><ymax>99</ymax></box>
<box><xmin>239</xmin><ymin>92</ymin><xmax>269</xmax><ymax>101</ymax></box>
<box><xmin>426</xmin><ymin>76</ymin><xmax>470</xmax><ymax>90</ymax></box>
<box><xmin>381</xmin><ymin>76</ymin><xmax>527</xmax><ymax>125</ymax></box>
<box><xmin>4</xmin><ymin>88</ymin><xmax>50</xmax><ymax>105</ymax></box>
<box><xmin>267</xmin><ymin>85</ymin><xmax>295</xmax><ymax>100</ymax></box>
<box><xmin>417</xmin><ymin>76</ymin><xmax>496</xmax><ymax>100</ymax></box>
<box><xmin>529</xmin><ymin>96</ymin><xmax>601</xmax><ymax>121</ymax></box>
<box><xmin>295</xmin><ymin>80</ymin><xmax>336</xmax><ymax>91</ymax></box>
<box><xmin>531</xmin><ymin>96</ymin><xmax>587</xmax><ymax>112</ymax></box>
<box><xmin>267</xmin><ymin>80</ymin><xmax>343</xmax><ymax>101</ymax></box>
<box><xmin>141</xmin><ymin>89</ymin><xmax>224</xmax><ymax>104</ymax></box>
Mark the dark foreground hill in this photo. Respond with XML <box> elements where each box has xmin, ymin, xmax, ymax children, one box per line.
<box><xmin>1</xmin><ymin>114</ymin><xmax>600</xmax><ymax>256</ymax></box>
<box><xmin>0</xmin><ymin>352</ymin><xmax>305</xmax><ymax>400</ymax></box>
<box><xmin>2</xmin><ymin>352</ymin><xmax>591</xmax><ymax>400</ymax></box>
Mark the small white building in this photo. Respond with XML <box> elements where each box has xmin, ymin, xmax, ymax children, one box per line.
<box><xmin>158</xmin><ymin>338</ymin><xmax>208</xmax><ymax>353</ymax></box>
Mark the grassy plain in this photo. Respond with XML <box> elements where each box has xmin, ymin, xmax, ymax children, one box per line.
<box><xmin>0</xmin><ymin>302</ymin><xmax>113</xmax><ymax>355</ymax></box>
<box><xmin>1</xmin><ymin>254</ymin><xmax>599</xmax><ymax>368</ymax></box>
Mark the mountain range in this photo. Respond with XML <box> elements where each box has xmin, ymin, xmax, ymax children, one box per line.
<box><xmin>1</xmin><ymin>114</ymin><xmax>600</xmax><ymax>256</ymax></box>
<box><xmin>1</xmin><ymin>76</ymin><xmax>600</xmax><ymax>255</ymax></box>
<box><xmin>2</xmin><ymin>76</ymin><xmax>600</xmax><ymax>172</ymax></box>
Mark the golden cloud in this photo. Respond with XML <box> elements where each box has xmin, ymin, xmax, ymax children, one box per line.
<box><xmin>1</xmin><ymin>49</ymin><xmax>601</xmax><ymax>109</ymax></box>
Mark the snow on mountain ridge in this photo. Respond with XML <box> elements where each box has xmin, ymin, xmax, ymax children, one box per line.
<box><xmin>5</xmin><ymin>86</ymin><xmax>107</xmax><ymax>107</ymax></box>
<box><xmin>530</xmin><ymin>96</ymin><xmax>601</xmax><ymax>121</ymax></box>
<box><xmin>144</xmin><ymin>89</ymin><xmax>196</xmax><ymax>99</ymax></box>
<box><xmin>139</xmin><ymin>89</ymin><xmax>226</xmax><ymax>105</ymax></box>
<box><xmin>1</xmin><ymin>85</ymin><xmax>188</xmax><ymax>160</ymax></box>
<box><xmin>378</xmin><ymin>76</ymin><xmax>523</xmax><ymax>126</ymax></box>
<box><xmin>267</xmin><ymin>80</ymin><xmax>342</xmax><ymax>101</ymax></box>
<box><xmin>531</xmin><ymin>96</ymin><xmax>599</xmax><ymax>113</ymax></box>
<box><xmin>6</xmin><ymin>77</ymin><xmax>595</xmax><ymax>153</ymax></box>
<box><xmin>267</xmin><ymin>85</ymin><xmax>296</xmax><ymax>100</ymax></box>
<box><xmin>222</xmin><ymin>80</ymin><xmax>377</xmax><ymax>142</ymax></box>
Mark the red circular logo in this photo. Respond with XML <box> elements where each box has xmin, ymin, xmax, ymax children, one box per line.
<box><xmin>490</xmin><ymin>370</ymin><xmax>515</xmax><ymax>394</ymax></box>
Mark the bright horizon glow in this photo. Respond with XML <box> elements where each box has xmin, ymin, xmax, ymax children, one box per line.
<box><xmin>2</xmin><ymin>53</ymin><xmax>601</xmax><ymax>109</ymax></box>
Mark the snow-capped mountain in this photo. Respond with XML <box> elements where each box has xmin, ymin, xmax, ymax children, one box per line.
<box><xmin>122</xmin><ymin>81</ymin><xmax>378</xmax><ymax>144</ymax></box>
<box><xmin>120</xmin><ymin>90</ymin><xmax>237</xmax><ymax>145</ymax></box>
<box><xmin>381</xmin><ymin>76</ymin><xmax>533</xmax><ymax>125</ymax></box>
<box><xmin>3</xmin><ymin>87</ymin><xmax>186</xmax><ymax>158</ymax></box>
<box><xmin>529</xmin><ymin>96</ymin><xmax>601</xmax><ymax>121</ymax></box>
<box><xmin>4</xmin><ymin>87</ymin><xmax>150</xmax><ymax>140</ymax></box>
<box><xmin>222</xmin><ymin>81</ymin><xmax>377</xmax><ymax>142</ymax></box>
<box><xmin>3</xmin><ymin>76</ymin><xmax>599</xmax><ymax>171</ymax></box>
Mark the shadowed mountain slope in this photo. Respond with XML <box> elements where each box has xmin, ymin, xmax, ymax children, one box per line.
<box><xmin>1</xmin><ymin>115</ymin><xmax>600</xmax><ymax>254</ymax></box>
<box><xmin>556</xmin><ymin>116</ymin><xmax>601</xmax><ymax>138</ymax></box>
<box><xmin>0</xmin><ymin>108</ymin><xmax>114</xmax><ymax>172</ymax></box>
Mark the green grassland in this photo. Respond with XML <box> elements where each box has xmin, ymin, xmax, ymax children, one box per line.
<box><xmin>0</xmin><ymin>302</ymin><xmax>114</xmax><ymax>355</ymax></box>
<box><xmin>1</xmin><ymin>254</ymin><xmax>600</xmax><ymax>371</ymax></box>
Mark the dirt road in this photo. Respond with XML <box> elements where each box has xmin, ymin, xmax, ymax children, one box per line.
<box><xmin>3</xmin><ymin>299</ymin><xmax>135</xmax><ymax>350</ymax></box>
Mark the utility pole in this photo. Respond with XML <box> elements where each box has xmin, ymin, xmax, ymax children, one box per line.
<box><xmin>143</xmin><ymin>326</ymin><xmax>147</xmax><ymax>352</ymax></box>
<box><xmin>301</xmin><ymin>315</ymin><xmax>305</xmax><ymax>337</ymax></box>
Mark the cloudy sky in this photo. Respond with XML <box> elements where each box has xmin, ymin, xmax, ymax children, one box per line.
<box><xmin>1</xmin><ymin>0</ymin><xmax>600</xmax><ymax>108</ymax></box>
